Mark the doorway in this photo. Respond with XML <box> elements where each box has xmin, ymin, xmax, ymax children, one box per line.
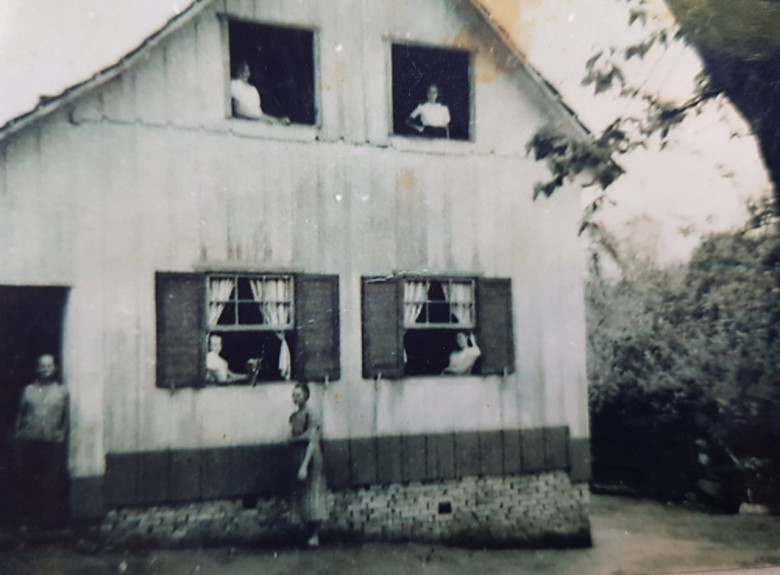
<box><xmin>0</xmin><ymin>286</ymin><xmax>68</xmax><ymax>526</ymax></box>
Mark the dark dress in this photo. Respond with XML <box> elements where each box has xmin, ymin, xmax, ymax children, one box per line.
<box><xmin>289</xmin><ymin>406</ymin><xmax>327</xmax><ymax>524</ymax></box>
<box><xmin>14</xmin><ymin>381</ymin><xmax>69</xmax><ymax>528</ymax></box>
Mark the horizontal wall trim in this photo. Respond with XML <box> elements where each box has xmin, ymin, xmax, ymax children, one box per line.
<box><xmin>65</xmin><ymin>116</ymin><xmax>539</xmax><ymax>160</ymax></box>
<box><xmin>104</xmin><ymin>427</ymin><xmax>583</xmax><ymax>508</ymax></box>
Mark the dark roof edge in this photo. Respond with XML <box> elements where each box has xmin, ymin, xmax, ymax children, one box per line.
<box><xmin>0</xmin><ymin>0</ymin><xmax>214</xmax><ymax>143</ymax></box>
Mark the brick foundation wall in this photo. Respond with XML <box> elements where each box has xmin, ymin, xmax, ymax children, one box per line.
<box><xmin>329</xmin><ymin>471</ymin><xmax>590</xmax><ymax>547</ymax></box>
<box><xmin>95</xmin><ymin>470</ymin><xmax>590</xmax><ymax>548</ymax></box>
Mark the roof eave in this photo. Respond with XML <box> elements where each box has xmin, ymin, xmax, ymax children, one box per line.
<box><xmin>467</xmin><ymin>0</ymin><xmax>593</xmax><ymax>142</ymax></box>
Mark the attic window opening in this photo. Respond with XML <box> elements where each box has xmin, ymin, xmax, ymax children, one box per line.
<box><xmin>391</xmin><ymin>44</ymin><xmax>471</xmax><ymax>141</ymax></box>
<box><xmin>228</xmin><ymin>21</ymin><xmax>316</xmax><ymax>125</ymax></box>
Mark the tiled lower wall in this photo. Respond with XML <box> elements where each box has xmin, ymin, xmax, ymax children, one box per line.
<box><xmin>96</xmin><ymin>471</ymin><xmax>590</xmax><ymax>548</ymax></box>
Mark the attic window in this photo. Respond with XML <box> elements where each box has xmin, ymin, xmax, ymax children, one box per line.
<box><xmin>228</xmin><ymin>21</ymin><xmax>316</xmax><ymax>125</ymax></box>
<box><xmin>391</xmin><ymin>44</ymin><xmax>471</xmax><ymax>141</ymax></box>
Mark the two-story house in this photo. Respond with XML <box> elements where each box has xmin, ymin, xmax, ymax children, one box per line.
<box><xmin>0</xmin><ymin>0</ymin><xmax>592</xmax><ymax>546</ymax></box>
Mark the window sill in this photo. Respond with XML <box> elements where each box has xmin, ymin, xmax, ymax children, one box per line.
<box><xmin>207</xmin><ymin>380</ymin><xmax>294</xmax><ymax>388</ymax></box>
<box><xmin>161</xmin><ymin>380</ymin><xmax>296</xmax><ymax>392</ymax></box>
<box><xmin>402</xmin><ymin>373</ymin><xmax>485</xmax><ymax>379</ymax></box>
<box><xmin>371</xmin><ymin>374</ymin><xmax>505</xmax><ymax>385</ymax></box>
<box><xmin>209</xmin><ymin>119</ymin><xmax>319</xmax><ymax>143</ymax></box>
<box><xmin>388</xmin><ymin>135</ymin><xmax>475</xmax><ymax>155</ymax></box>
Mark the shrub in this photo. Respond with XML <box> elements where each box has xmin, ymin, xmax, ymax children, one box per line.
<box><xmin>588</xmin><ymin>215</ymin><xmax>780</xmax><ymax>509</ymax></box>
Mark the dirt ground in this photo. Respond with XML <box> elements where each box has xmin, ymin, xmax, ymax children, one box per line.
<box><xmin>2</xmin><ymin>494</ymin><xmax>780</xmax><ymax>575</ymax></box>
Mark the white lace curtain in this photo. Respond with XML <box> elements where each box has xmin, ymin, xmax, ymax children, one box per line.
<box><xmin>208</xmin><ymin>278</ymin><xmax>235</xmax><ymax>327</ymax></box>
<box><xmin>249</xmin><ymin>278</ymin><xmax>292</xmax><ymax>380</ymax></box>
<box><xmin>403</xmin><ymin>281</ymin><xmax>429</xmax><ymax>326</ymax></box>
<box><xmin>249</xmin><ymin>278</ymin><xmax>291</xmax><ymax>327</ymax></box>
<box><xmin>442</xmin><ymin>281</ymin><xmax>474</xmax><ymax>326</ymax></box>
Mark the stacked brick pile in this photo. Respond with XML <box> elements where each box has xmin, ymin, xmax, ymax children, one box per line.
<box><xmin>95</xmin><ymin>470</ymin><xmax>589</xmax><ymax>548</ymax></box>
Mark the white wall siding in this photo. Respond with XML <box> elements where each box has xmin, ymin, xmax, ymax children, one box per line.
<box><xmin>0</xmin><ymin>0</ymin><xmax>589</xmax><ymax>478</ymax></box>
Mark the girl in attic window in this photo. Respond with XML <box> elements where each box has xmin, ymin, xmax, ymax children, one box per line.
<box><xmin>405</xmin><ymin>84</ymin><xmax>451</xmax><ymax>139</ymax></box>
<box><xmin>230</xmin><ymin>61</ymin><xmax>291</xmax><ymax>125</ymax></box>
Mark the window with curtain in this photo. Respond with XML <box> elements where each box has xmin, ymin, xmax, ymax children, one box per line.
<box><xmin>362</xmin><ymin>276</ymin><xmax>513</xmax><ymax>379</ymax></box>
<box><xmin>207</xmin><ymin>274</ymin><xmax>293</xmax><ymax>384</ymax></box>
<box><xmin>402</xmin><ymin>279</ymin><xmax>475</xmax><ymax>328</ymax></box>
<box><xmin>402</xmin><ymin>279</ymin><xmax>476</xmax><ymax>375</ymax></box>
<box><xmin>156</xmin><ymin>272</ymin><xmax>340</xmax><ymax>389</ymax></box>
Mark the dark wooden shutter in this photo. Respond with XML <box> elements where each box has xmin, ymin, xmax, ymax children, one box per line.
<box><xmin>361</xmin><ymin>277</ymin><xmax>404</xmax><ymax>379</ymax></box>
<box><xmin>294</xmin><ymin>274</ymin><xmax>340</xmax><ymax>381</ymax></box>
<box><xmin>156</xmin><ymin>272</ymin><xmax>206</xmax><ymax>389</ymax></box>
<box><xmin>476</xmin><ymin>277</ymin><xmax>515</xmax><ymax>375</ymax></box>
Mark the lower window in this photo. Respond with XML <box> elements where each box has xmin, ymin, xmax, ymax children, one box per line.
<box><xmin>362</xmin><ymin>276</ymin><xmax>515</xmax><ymax>379</ymax></box>
<box><xmin>206</xmin><ymin>275</ymin><xmax>294</xmax><ymax>384</ymax></box>
<box><xmin>156</xmin><ymin>272</ymin><xmax>340</xmax><ymax>389</ymax></box>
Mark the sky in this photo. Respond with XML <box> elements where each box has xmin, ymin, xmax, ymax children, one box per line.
<box><xmin>490</xmin><ymin>0</ymin><xmax>772</xmax><ymax>268</ymax></box>
<box><xmin>0</xmin><ymin>0</ymin><xmax>772</xmax><ymax>269</ymax></box>
<box><xmin>0</xmin><ymin>1</ymin><xmax>185</xmax><ymax>122</ymax></box>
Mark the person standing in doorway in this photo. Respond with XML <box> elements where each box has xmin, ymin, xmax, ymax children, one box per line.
<box><xmin>14</xmin><ymin>354</ymin><xmax>69</xmax><ymax>528</ymax></box>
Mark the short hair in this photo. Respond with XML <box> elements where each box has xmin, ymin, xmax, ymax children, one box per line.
<box><xmin>294</xmin><ymin>381</ymin><xmax>311</xmax><ymax>401</ymax></box>
<box><xmin>233</xmin><ymin>60</ymin><xmax>250</xmax><ymax>76</ymax></box>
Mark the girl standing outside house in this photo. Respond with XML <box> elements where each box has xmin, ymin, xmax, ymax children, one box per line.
<box><xmin>289</xmin><ymin>382</ymin><xmax>327</xmax><ymax>547</ymax></box>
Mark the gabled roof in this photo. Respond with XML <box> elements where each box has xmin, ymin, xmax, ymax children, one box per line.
<box><xmin>0</xmin><ymin>0</ymin><xmax>589</xmax><ymax>143</ymax></box>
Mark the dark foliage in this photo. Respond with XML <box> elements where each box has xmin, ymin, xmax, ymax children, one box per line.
<box><xmin>588</xmin><ymin>214</ymin><xmax>780</xmax><ymax>510</ymax></box>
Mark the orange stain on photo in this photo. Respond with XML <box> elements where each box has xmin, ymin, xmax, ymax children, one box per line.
<box><xmin>471</xmin><ymin>0</ymin><xmax>541</xmax><ymax>63</ymax></box>
<box><xmin>398</xmin><ymin>169</ymin><xmax>417</xmax><ymax>194</ymax></box>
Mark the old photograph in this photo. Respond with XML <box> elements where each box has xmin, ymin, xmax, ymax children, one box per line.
<box><xmin>0</xmin><ymin>0</ymin><xmax>778</xmax><ymax>573</ymax></box>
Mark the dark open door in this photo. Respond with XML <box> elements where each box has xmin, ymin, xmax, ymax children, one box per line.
<box><xmin>0</xmin><ymin>286</ymin><xmax>68</xmax><ymax>527</ymax></box>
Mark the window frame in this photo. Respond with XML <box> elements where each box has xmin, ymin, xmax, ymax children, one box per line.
<box><xmin>156</xmin><ymin>271</ymin><xmax>340</xmax><ymax>389</ymax></box>
<box><xmin>402</xmin><ymin>277</ymin><xmax>476</xmax><ymax>330</ymax></box>
<box><xmin>362</xmin><ymin>275</ymin><xmax>514</xmax><ymax>380</ymax></box>
<box><xmin>387</xmin><ymin>40</ymin><xmax>475</xmax><ymax>143</ymax></box>
<box><xmin>221</xmin><ymin>16</ymin><xmax>321</xmax><ymax>128</ymax></box>
<box><xmin>207</xmin><ymin>273</ymin><xmax>295</xmax><ymax>332</ymax></box>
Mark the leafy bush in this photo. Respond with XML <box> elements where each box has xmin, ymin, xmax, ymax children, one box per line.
<box><xmin>588</xmin><ymin>211</ymin><xmax>780</xmax><ymax>509</ymax></box>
